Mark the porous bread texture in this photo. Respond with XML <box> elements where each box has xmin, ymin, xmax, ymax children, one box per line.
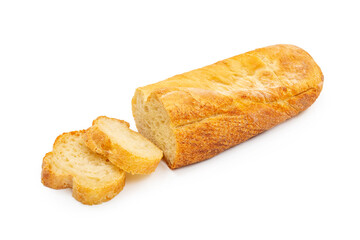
<box><xmin>41</xmin><ymin>130</ymin><xmax>126</xmax><ymax>205</ymax></box>
<box><xmin>83</xmin><ymin>116</ymin><xmax>163</xmax><ymax>175</ymax></box>
<box><xmin>132</xmin><ymin>93</ymin><xmax>176</xmax><ymax>166</ymax></box>
<box><xmin>132</xmin><ymin>44</ymin><xmax>324</xmax><ymax>169</ymax></box>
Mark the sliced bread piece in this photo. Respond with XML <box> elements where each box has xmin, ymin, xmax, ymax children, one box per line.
<box><xmin>83</xmin><ymin>116</ymin><xmax>163</xmax><ymax>174</ymax></box>
<box><xmin>41</xmin><ymin>130</ymin><xmax>126</xmax><ymax>205</ymax></box>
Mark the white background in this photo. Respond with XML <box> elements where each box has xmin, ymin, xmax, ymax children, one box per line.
<box><xmin>1</xmin><ymin>0</ymin><xmax>359</xmax><ymax>239</ymax></box>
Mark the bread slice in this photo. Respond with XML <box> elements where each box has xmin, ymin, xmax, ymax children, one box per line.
<box><xmin>83</xmin><ymin>116</ymin><xmax>163</xmax><ymax>174</ymax></box>
<box><xmin>132</xmin><ymin>44</ymin><xmax>324</xmax><ymax>169</ymax></box>
<box><xmin>41</xmin><ymin>130</ymin><xmax>126</xmax><ymax>205</ymax></box>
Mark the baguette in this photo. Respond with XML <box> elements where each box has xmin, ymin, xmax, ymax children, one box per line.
<box><xmin>132</xmin><ymin>44</ymin><xmax>324</xmax><ymax>169</ymax></box>
<box><xmin>41</xmin><ymin>130</ymin><xmax>126</xmax><ymax>205</ymax></box>
<box><xmin>83</xmin><ymin>116</ymin><xmax>163</xmax><ymax>174</ymax></box>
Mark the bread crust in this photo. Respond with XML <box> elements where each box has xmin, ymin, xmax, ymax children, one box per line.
<box><xmin>83</xmin><ymin>116</ymin><xmax>162</xmax><ymax>174</ymax></box>
<box><xmin>41</xmin><ymin>130</ymin><xmax>126</xmax><ymax>205</ymax></box>
<box><xmin>133</xmin><ymin>44</ymin><xmax>324</xmax><ymax>169</ymax></box>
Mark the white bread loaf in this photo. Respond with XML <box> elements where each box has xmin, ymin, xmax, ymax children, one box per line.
<box><xmin>132</xmin><ymin>44</ymin><xmax>323</xmax><ymax>169</ymax></box>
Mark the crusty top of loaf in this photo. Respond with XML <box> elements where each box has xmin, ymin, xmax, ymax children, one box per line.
<box><xmin>136</xmin><ymin>44</ymin><xmax>323</xmax><ymax>127</ymax></box>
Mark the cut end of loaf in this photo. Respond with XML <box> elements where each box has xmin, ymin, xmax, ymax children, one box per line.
<box><xmin>132</xmin><ymin>90</ymin><xmax>177</xmax><ymax>168</ymax></box>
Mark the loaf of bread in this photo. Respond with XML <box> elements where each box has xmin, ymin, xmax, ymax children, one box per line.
<box><xmin>83</xmin><ymin>116</ymin><xmax>163</xmax><ymax>174</ymax></box>
<box><xmin>132</xmin><ymin>44</ymin><xmax>324</xmax><ymax>169</ymax></box>
<box><xmin>41</xmin><ymin>130</ymin><xmax>126</xmax><ymax>205</ymax></box>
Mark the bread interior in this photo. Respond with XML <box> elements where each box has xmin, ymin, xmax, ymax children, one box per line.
<box><xmin>95</xmin><ymin>117</ymin><xmax>162</xmax><ymax>160</ymax></box>
<box><xmin>132</xmin><ymin>91</ymin><xmax>176</xmax><ymax>166</ymax></box>
<box><xmin>52</xmin><ymin>132</ymin><xmax>121</xmax><ymax>185</ymax></box>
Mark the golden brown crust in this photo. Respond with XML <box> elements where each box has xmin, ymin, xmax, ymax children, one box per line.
<box><xmin>168</xmin><ymin>88</ymin><xmax>320</xmax><ymax>169</ymax></box>
<box><xmin>133</xmin><ymin>44</ymin><xmax>324</xmax><ymax>169</ymax></box>
<box><xmin>83</xmin><ymin>116</ymin><xmax>162</xmax><ymax>174</ymax></box>
<box><xmin>41</xmin><ymin>130</ymin><xmax>126</xmax><ymax>205</ymax></box>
